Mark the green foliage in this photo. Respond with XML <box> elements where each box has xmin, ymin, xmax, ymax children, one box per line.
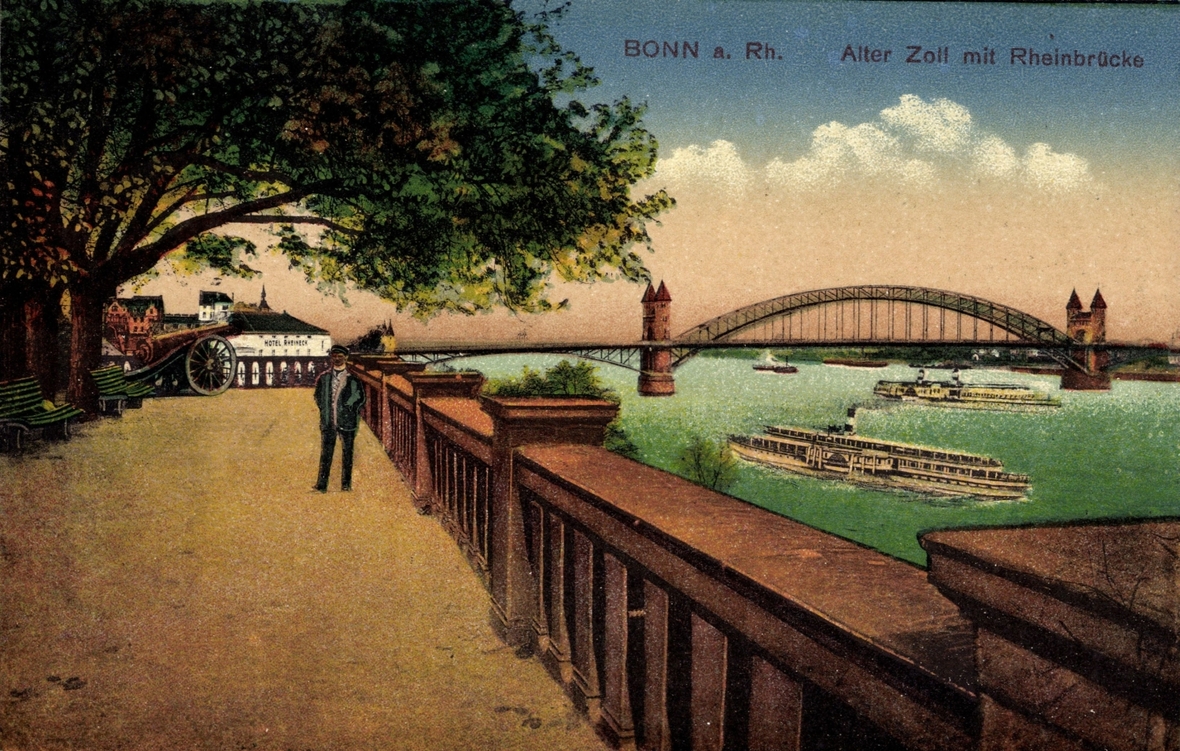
<box><xmin>483</xmin><ymin>359</ymin><xmax>619</xmax><ymax>401</ymax></box>
<box><xmin>1</xmin><ymin>0</ymin><xmax>674</xmax><ymax>383</ymax></box>
<box><xmin>2</xmin><ymin>0</ymin><xmax>671</xmax><ymax>305</ymax></box>
<box><xmin>482</xmin><ymin>359</ymin><xmax>638</xmax><ymax>458</ymax></box>
<box><xmin>675</xmin><ymin>436</ymin><xmax>739</xmax><ymax>492</ymax></box>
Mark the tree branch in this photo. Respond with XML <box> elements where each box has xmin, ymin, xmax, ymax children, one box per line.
<box><xmin>226</xmin><ymin>215</ymin><xmax>361</xmax><ymax>235</ymax></box>
<box><xmin>103</xmin><ymin>184</ymin><xmax>330</xmax><ymax>283</ymax></box>
<box><xmin>186</xmin><ymin>155</ymin><xmax>299</xmax><ymax>185</ymax></box>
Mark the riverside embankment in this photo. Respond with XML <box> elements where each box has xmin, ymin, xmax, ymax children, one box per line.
<box><xmin>0</xmin><ymin>389</ymin><xmax>606</xmax><ymax>750</ymax></box>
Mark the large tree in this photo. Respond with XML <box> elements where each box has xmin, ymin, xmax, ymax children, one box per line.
<box><xmin>1</xmin><ymin>0</ymin><xmax>672</xmax><ymax>409</ymax></box>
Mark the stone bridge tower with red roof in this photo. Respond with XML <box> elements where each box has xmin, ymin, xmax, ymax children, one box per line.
<box><xmin>638</xmin><ymin>281</ymin><xmax>675</xmax><ymax>396</ymax></box>
<box><xmin>1063</xmin><ymin>289</ymin><xmax>1111</xmax><ymax>390</ymax></box>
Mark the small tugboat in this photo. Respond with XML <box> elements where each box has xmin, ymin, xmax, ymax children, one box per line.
<box><xmin>728</xmin><ymin>408</ymin><xmax>1029</xmax><ymax>500</ymax></box>
<box><xmin>752</xmin><ymin>351</ymin><xmax>798</xmax><ymax>374</ymax></box>
<box><xmin>874</xmin><ymin>369</ymin><xmax>1060</xmax><ymax>410</ymax></box>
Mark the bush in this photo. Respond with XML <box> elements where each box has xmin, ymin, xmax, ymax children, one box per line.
<box><xmin>483</xmin><ymin>360</ymin><xmax>619</xmax><ymax>401</ymax></box>
<box><xmin>483</xmin><ymin>360</ymin><xmax>637</xmax><ymax>458</ymax></box>
<box><xmin>675</xmin><ymin>436</ymin><xmax>739</xmax><ymax>492</ymax></box>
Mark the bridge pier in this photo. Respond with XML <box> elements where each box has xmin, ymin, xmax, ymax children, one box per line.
<box><xmin>638</xmin><ymin>367</ymin><xmax>675</xmax><ymax>397</ymax></box>
<box><xmin>1061</xmin><ymin>369</ymin><xmax>1111</xmax><ymax>391</ymax></box>
<box><xmin>1061</xmin><ymin>290</ymin><xmax>1112</xmax><ymax>390</ymax></box>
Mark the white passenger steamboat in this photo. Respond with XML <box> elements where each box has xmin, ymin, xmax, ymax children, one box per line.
<box><xmin>873</xmin><ymin>369</ymin><xmax>1060</xmax><ymax>410</ymax></box>
<box><xmin>728</xmin><ymin>408</ymin><xmax>1030</xmax><ymax>500</ymax></box>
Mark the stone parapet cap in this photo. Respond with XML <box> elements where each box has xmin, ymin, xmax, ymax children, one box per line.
<box><xmin>516</xmin><ymin>443</ymin><xmax>977</xmax><ymax>698</ymax></box>
<box><xmin>923</xmin><ymin>520</ymin><xmax>1179</xmax><ymax>686</ymax></box>
<box><xmin>384</xmin><ymin>373</ymin><xmax>415</xmax><ymax>403</ymax></box>
<box><xmin>480</xmin><ymin>395</ymin><xmax>619</xmax><ymax>422</ymax></box>
<box><xmin>480</xmin><ymin>396</ymin><xmax>619</xmax><ymax>448</ymax></box>
<box><xmin>422</xmin><ymin>396</ymin><xmax>494</xmax><ymax>439</ymax></box>
<box><xmin>923</xmin><ymin>521</ymin><xmax>1178</xmax><ymax>636</ymax></box>
<box><xmin>406</xmin><ymin>370</ymin><xmax>485</xmax><ymax>399</ymax></box>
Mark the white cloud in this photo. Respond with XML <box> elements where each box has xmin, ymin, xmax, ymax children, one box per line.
<box><xmin>657</xmin><ymin>140</ymin><xmax>753</xmax><ymax>196</ymax></box>
<box><xmin>972</xmin><ymin>135</ymin><xmax>1020</xmax><ymax>177</ymax></box>
<box><xmin>656</xmin><ymin>95</ymin><xmax>1094</xmax><ymax>195</ymax></box>
<box><xmin>879</xmin><ymin>95</ymin><xmax>973</xmax><ymax>154</ymax></box>
<box><xmin>766</xmin><ymin>121</ymin><xmax>935</xmax><ymax>188</ymax></box>
<box><xmin>1022</xmin><ymin>142</ymin><xmax>1092</xmax><ymax>191</ymax></box>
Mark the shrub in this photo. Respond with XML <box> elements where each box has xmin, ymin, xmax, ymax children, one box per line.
<box><xmin>675</xmin><ymin>436</ymin><xmax>739</xmax><ymax>492</ymax></box>
<box><xmin>483</xmin><ymin>360</ymin><xmax>637</xmax><ymax>458</ymax></box>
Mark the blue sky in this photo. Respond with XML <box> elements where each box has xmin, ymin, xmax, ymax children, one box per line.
<box><xmin>144</xmin><ymin>2</ymin><xmax>1179</xmax><ymax>343</ymax></box>
<box><xmin>535</xmin><ymin>1</ymin><xmax>1178</xmax><ymax>171</ymax></box>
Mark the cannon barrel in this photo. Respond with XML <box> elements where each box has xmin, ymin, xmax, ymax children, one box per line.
<box><xmin>134</xmin><ymin>321</ymin><xmax>240</xmax><ymax>366</ymax></box>
<box><xmin>127</xmin><ymin>321</ymin><xmax>240</xmax><ymax>396</ymax></box>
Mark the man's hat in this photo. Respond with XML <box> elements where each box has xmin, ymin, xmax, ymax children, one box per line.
<box><xmin>330</xmin><ymin>344</ymin><xmax>350</xmax><ymax>356</ymax></box>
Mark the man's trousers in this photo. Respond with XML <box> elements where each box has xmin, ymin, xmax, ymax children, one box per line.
<box><xmin>316</xmin><ymin>427</ymin><xmax>356</xmax><ymax>490</ymax></box>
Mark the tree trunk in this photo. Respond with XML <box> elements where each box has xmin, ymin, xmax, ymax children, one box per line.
<box><xmin>67</xmin><ymin>282</ymin><xmax>112</xmax><ymax>414</ymax></box>
<box><xmin>25</xmin><ymin>288</ymin><xmax>63</xmax><ymax>398</ymax></box>
<box><xmin>0</xmin><ymin>286</ymin><xmax>33</xmax><ymax>382</ymax></box>
<box><xmin>0</xmin><ymin>282</ymin><xmax>60</xmax><ymax>392</ymax></box>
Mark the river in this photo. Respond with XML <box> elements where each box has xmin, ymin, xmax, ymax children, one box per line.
<box><xmin>452</xmin><ymin>354</ymin><xmax>1180</xmax><ymax>566</ymax></box>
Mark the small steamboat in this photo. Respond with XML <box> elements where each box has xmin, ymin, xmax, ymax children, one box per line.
<box><xmin>874</xmin><ymin>369</ymin><xmax>1060</xmax><ymax>410</ymax></box>
<box><xmin>728</xmin><ymin>408</ymin><xmax>1029</xmax><ymax>500</ymax></box>
<box><xmin>753</xmin><ymin>352</ymin><xmax>798</xmax><ymax>374</ymax></box>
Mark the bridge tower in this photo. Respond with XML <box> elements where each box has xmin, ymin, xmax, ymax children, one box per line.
<box><xmin>1062</xmin><ymin>289</ymin><xmax>1111</xmax><ymax>390</ymax></box>
<box><xmin>638</xmin><ymin>281</ymin><xmax>675</xmax><ymax>396</ymax></box>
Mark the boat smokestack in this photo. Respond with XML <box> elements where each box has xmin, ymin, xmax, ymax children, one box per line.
<box><xmin>845</xmin><ymin>407</ymin><xmax>857</xmax><ymax>435</ymax></box>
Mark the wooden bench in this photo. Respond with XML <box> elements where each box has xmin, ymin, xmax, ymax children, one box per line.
<box><xmin>0</xmin><ymin>377</ymin><xmax>85</xmax><ymax>452</ymax></box>
<box><xmin>91</xmin><ymin>366</ymin><xmax>155</xmax><ymax>416</ymax></box>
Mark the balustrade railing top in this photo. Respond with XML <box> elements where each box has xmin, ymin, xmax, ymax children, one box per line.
<box><xmin>352</xmin><ymin>358</ymin><xmax>1174</xmax><ymax>751</ymax></box>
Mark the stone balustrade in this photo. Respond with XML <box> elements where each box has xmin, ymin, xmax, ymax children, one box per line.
<box><xmin>348</xmin><ymin>354</ymin><xmax>1177</xmax><ymax>751</ymax></box>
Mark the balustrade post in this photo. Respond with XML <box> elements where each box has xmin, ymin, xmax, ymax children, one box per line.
<box><xmin>602</xmin><ymin>552</ymin><xmax>636</xmax><ymax>748</ymax></box>
<box><xmin>572</xmin><ymin>528</ymin><xmax>602</xmax><ymax>720</ymax></box>
<box><xmin>643</xmin><ymin>581</ymin><xmax>672</xmax><ymax>751</ymax></box>
<box><xmin>692</xmin><ymin>613</ymin><xmax>728</xmax><ymax>751</ymax></box>
<box><xmin>405</xmin><ymin>371</ymin><xmax>482</xmax><ymax>513</ymax></box>
<box><xmin>747</xmin><ymin>656</ymin><xmax>803</xmax><ymax>751</ymax></box>
<box><xmin>543</xmin><ymin>512</ymin><xmax>573</xmax><ymax>686</ymax></box>
<box><xmin>480</xmin><ymin>395</ymin><xmax>619</xmax><ymax>654</ymax></box>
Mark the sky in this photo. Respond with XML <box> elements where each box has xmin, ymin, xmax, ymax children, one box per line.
<box><xmin>140</xmin><ymin>1</ymin><xmax>1180</xmax><ymax>344</ymax></box>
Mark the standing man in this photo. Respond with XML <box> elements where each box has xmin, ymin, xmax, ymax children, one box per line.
<box><xmin>313</xmin><ymin>344</ymin><xmax>366</xmax><ymax>492</ymax></box>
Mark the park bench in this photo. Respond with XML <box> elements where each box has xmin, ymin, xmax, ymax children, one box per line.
<box><xmin>0</xmin><ymin>377</ymin><xmax>85</xmax><ymax>453</ymax></box>
<box><xmin>91</xmin><ymin>366</ymin><xmax>154</xmax><ymax>416</ymax></box>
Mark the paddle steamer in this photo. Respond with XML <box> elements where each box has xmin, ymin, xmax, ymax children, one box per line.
<box><xmin>873</xmin><ymin>369</ymin><xmax>1060</xmax><ymax>410</ymax></box>
<box><xmin>728</xmin><ymin>408</ymin><xmax>1029</xmax><ymax>499</ymax></box>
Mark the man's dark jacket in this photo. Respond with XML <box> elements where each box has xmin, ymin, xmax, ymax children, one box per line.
<box><xmin>313</xmin><ymin>368</ymin><xmax>366</xmax><ymax>432</ymax></box>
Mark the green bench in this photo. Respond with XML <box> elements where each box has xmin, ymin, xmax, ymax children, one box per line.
<box><xmin>91</xmin><ymin>366</ymin><xmax>154</xmax><ymax>416</ymax></box>
<box><xmin>0</xmin><ymin>376</ymin><xmax>85</xmax><ymax>452</ymax></box>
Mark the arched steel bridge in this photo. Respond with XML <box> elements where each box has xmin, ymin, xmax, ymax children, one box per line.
<box><xmin>395</xmin><ymin>285</ymin><xmax>1159</xmax><ymax>374</ymax></box>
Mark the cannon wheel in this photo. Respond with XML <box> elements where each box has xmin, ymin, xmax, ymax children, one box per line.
<box><xmin>185</xmin><ymin>335</ymin><xmax>237</xmax><ymax>396</ymax></box>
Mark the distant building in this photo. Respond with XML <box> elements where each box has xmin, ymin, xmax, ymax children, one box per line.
<box><xmin>228</xmin><ymin>311</ymin><xmax>331</xmax><ymax>360</ymax></box>
<box><xmin>225</xmin><ymin>288</ymin><xmax>332</xmax><ymax>388</ymax></box>
<box><xmin>103</xmin><ymin>295</ymin><xmax>166</xmax><ymax>361</ymax></box>
<box><xmin>198</xmin><ymin>290</ymin><xmax>234</xmax><ymax>322</ymax></box>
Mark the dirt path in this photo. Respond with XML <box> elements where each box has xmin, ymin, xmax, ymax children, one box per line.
<box><xmin>1</xmin><ymin>389</ymin><xmax>606</xmax><ymax>751</ymax></box>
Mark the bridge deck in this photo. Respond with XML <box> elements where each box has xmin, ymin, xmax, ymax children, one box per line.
<box><xmin>0</xmin><ymin>390</ymin><xmax>606</xmax><ymax>750</ymax></box>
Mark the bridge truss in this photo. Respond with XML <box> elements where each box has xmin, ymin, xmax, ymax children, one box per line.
<box><xmin>394</xmin><ymin>286</ymin><xmax>1156</xmax><ymax>375</ymax></box>
<box><xmin>672</xmin><ymin>285</ymin><xmax>1086</xmax><ymax>370</ymax></box>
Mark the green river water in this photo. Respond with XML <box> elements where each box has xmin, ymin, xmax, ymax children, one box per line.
<box><xmin>456</xmin><ymin>354</ymin><xmax>1180</xmax><ymax>567</ymax></box>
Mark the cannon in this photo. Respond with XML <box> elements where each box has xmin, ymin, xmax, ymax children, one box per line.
<box><xmin>125</xmin><ymin>321</ymin><xmax>239</xmax><ymax>396</ymax></box>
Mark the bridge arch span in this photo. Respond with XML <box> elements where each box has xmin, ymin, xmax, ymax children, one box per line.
<box><xmin>676</xmin><ymin>285</ymin><xmax>1072</xmax><ymax>347</ymax></box>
